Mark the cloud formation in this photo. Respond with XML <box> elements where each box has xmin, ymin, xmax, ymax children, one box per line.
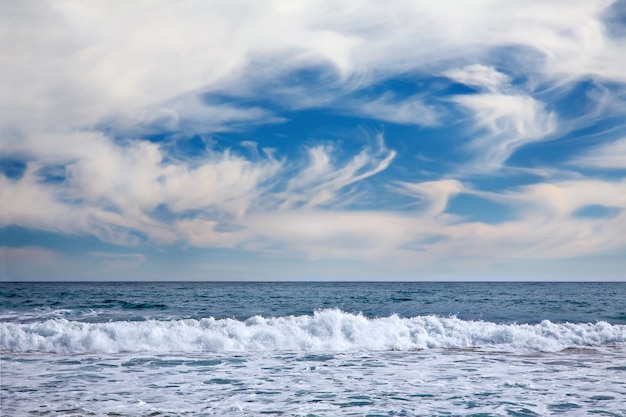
<box><xmin>4</xmin><ymin>1</ymin><xmax>623</xmax><ymax>131</ymax></box>
<box><xmin>2</xmin><ymin>0</ymin><xmax>625</xmax><ymax>280</ymax></box>
<box><xmin>570</xmin><ymin>137</ymin><xmax>626</xmax><ymax>169</ymax></box>
<box><xmin>445</xmin><ymin>65</ymin><xmax>556</xmax><ymax>171</ymax></box>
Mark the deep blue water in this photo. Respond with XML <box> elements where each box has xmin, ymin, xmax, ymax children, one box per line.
<box><xmin>2</xmin><ymin>281</ymin><xmax>625</xmax><ymax>324</ymax></box>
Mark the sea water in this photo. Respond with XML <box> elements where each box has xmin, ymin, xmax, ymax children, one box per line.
<box><xmin>1</xmin><ymin>281</ymin><xmax>625</xmax><ymax>416</ymax></box>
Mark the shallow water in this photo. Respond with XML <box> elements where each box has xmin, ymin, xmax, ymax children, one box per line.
<box><xmin>3</xmin><ymin>349</ymin><xmax>625</xmax><ymax>416</ymax></box>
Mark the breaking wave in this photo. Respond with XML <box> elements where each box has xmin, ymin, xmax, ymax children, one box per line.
<box><xmin>2</xmin><ymin>309</ymin><xmax>624</xmax><ymax>354</ymax></box>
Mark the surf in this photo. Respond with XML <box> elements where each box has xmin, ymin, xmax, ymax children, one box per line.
<box><xmin>2</xmin><ymin>309</ymin><xmax>624</xmax><ymax>354</ymax></box>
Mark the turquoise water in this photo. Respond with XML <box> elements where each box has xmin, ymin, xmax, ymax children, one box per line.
<box><xmin>2</xmin><ymin>282</ymin><xmax>625</xmax><ymax>416</ymax></box>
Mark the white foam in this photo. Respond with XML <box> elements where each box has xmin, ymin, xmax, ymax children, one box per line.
<box><xmin>2</xmin><ymin>309</ymin><xmax>624</xmax><ymax>354</ymax></box>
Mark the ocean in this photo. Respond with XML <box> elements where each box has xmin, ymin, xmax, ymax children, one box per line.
<box><xmin>1</xmin><ymin>281</ymin><xmax>625</xmax><ymax>416</ymax></box>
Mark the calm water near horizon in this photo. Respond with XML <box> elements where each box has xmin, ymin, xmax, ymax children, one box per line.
<box><xmin>2</xmin><ymin>281</ymin><xmax>625</xmax><ymax>416</ymax></box>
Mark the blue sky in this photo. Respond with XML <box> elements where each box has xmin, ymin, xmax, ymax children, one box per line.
<box><xmin>2</xmin><ymin>1</ymin><xmax>626</xmax><ymax>281</ymax></box>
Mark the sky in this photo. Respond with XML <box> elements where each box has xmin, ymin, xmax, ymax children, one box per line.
<box><xmin>1</xmin><ymin>0</ymin><xmax>626</xmax><ymax>281</ymax></box>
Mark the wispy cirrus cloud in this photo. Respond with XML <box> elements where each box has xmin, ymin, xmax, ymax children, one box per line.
<box><xmin>3</xmin><ymin>1</ymin><xmax>622</xmax><ymax>132</ymax></box>
<box><xmin>444</xmin><ymin>65</ymin><xmax>510</xmax><ymax>94</ymax></box>
<box><xmin>352</xmin><ymin>94</ymin><xmax>440</xmax><ymax>126</ymax></box>
<box><xmin>2</xmin><ymin>0</ymin><xmax>626</xmax><ymax>280</ymax></box>
<box><xmin>445</xmin><ymin>65</ymin><xmax>557</xmax><ymax>171</ymax></box>
<box><xmin>570</xmin><ymin>137</ymin><xmax>626</xmax><ymax>169</ymax></box>
<box><xmin>204</xmin><ymin>177</ymin><xmax>626</xmax><ymax>266</ymax></box>
<box><xmin>395</xmin><ymin>180</ymin><xmax>463</xmax><ymax>216</ymax></box>
<box><xmin>276</xmin><ymin>135</ymin><xmax>396</xmax><ymax>210</ymax></box>
<box><xmin>0</xmin><ymin>130</ymin><xmax>280</xmax><ymax>244</ymax></box>
<box><xmin>1</xmin><ymin>129</ymin><xmax>397</xmax><ymax>250</ymax></box>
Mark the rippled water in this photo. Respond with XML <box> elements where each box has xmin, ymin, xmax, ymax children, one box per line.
<box><xmin>1</xmin><ymin>282</ymin><xmax>625</xmax><ymax>416</ymax></box>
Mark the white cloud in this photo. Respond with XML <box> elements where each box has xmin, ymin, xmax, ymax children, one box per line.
<box><xmin>449</xmin><ymin>179</ymin><xmax>626</xmax><ymax>261</ymax></box>
<box><xmin>0</xmin><ymin>129</ymin><xmax>281</xmax><ymax>244</ymax></box>
<box><xmin>444</xmin><ymin>65</ymin><xmax>557</xmax><ymax>171</ymax></box>
<box><xmin>235</xmin><ymin>178</ymin><xmax>626</xmax><ymax>264</ymax></box>
<box><xmin>444</xmin><ymin>64</ymin><xmax>510</xmax><ymax>93</ymax></box>
<box><xmin>276</xmin><ymin>135</ymin><xmax>396</xmax><ymax>210</ymax></box>
<box><xmin>0</xmin><ymin>129</ymin><xmax>397</xmax><ymax>249</ymax></box>
<box><xmin>455</xmin><ymin>93</ymin><xmax>556</xmax><ymax>170</ymax></box>
<box><xmin>570</xmin><ymin>137</ymin><xmax>626</xmax><ymax>169</ymax></box>
<box><xmin>505</xmin><ymin>179</ymin><xmax>626</xmax><ymax>217</ymax></box>
<box><xmin>396</xmin><ymin>180</ymin><xmax>463</xmax><ymax>216</ymax></box>
<box><xmin>3</xmin><ymin>0</ymin><xmax>622</xmax><ymax>134</ymax></box>
<box><xmin>2</xmin><ymin>136</ymin><xmax>625</xmax><ymax>271</ymax></box>
<box><xmin>354</xmin><ymin>94</ymin><xmax>440</xmax><ymax>126</ymax></box>
<box><xmin>175</xmin><ymin>219</ymin><xmax>238</xmax><ymax>248</ymax></box>
<box><xmin>239</xmin><ymin>210</ymin><xmax>429</xmax><ymax>260</ymax></box>
<box><xmin>128</xmin><ymin>95</ymin><xmax>283</xmax><ymax>135</ymax></box>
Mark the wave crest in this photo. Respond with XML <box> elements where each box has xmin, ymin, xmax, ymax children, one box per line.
<box><xmin>2</xmin><ymin>309</ymin><xmax>624</xmax><ymax>354</ymax></box>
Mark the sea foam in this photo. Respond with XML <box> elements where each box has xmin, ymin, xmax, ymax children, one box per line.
<box><xmin>2</xmin><ymin>309</ymin><xmax>624</xmax><ymax>354</ymax></box>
